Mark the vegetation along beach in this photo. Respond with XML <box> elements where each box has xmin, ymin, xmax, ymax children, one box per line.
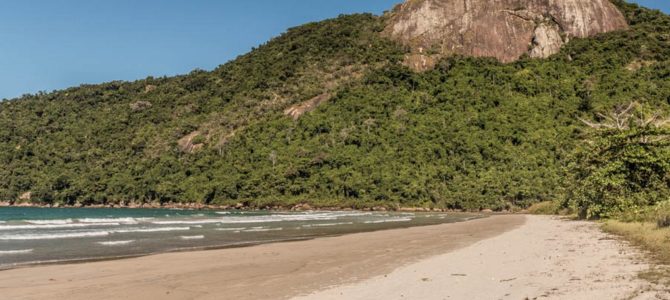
<box><xmin>0</xmin><ymin>0</ymin><xmax>669</xmax><ymax>299</ymax></box>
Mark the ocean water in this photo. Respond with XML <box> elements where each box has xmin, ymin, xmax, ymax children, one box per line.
<box><xmin>0</xmin><ymin>207</ymin><xmax>480</xmax><ymax>269</ymax></box>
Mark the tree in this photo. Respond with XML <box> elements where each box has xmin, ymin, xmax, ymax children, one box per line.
<box><xmin>566</xmin><ymin>103</ymin><xmax>670</xmax><ymax>219</ymax></box>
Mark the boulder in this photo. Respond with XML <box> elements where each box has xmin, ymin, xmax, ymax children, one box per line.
<box><xmin>19</xmin><ymin>191</ymin><xmax>31</xmax><ymax>201</ymax></box>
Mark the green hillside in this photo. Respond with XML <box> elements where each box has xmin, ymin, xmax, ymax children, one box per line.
<box><xmin>1</xmin><ymin>1</ymin><xmax>668</xmax><ymax>210</ymax></box>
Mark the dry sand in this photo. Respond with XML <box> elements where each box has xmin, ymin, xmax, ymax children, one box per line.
<box><xmin>297</xmin><ymin>216</ymin><xmax>669</xmax><ymax>300</ymax></box>
<box><xmin>0</xmin><ymin>215</ymin><xmax>666</xmax><ymax>300</ymax></box>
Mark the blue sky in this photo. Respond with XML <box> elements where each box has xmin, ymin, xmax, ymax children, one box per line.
<box><xmin>0</xmin><ymin>0</ymin><xmax>667</xmax><ymax>100</ymax></box>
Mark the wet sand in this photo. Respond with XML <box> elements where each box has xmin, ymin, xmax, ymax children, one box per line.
<box><xmin>0</xmin><ymin>215</ymin><xmax>523</xmax><ymax>300</ymax></box>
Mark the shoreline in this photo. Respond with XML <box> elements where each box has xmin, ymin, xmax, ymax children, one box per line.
<box><xmin>0</xmin><ymin>215</ymin><xmax>523</xmax><ymax>300</ymax></box>
<box><xmin>0</xmin><ymin>236</ymin><xmax>314</xmax><ymax>272</ymax></box>
<box><xmin>0</xmin><ymin>201</ymin><xmax>510</xmax><ymax>213</ymax></box>
<box><xmin>0</xmin><ymin>213</ymin><xmax>485</xmax><ymax>272</ymax></box>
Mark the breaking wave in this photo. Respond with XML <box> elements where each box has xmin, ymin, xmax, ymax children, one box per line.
<box><xmin>0</xmin><ymin>249</ymin><xmax>34</xmax><ymax>255</ymax></box>
<box><xmin>26</xmin><ymin>219</ymin><xmax>73</xmax><ymax>225</ymax></box>
<box><xmin>113</xmin><ymin>227</ymin><xmax>191</xmax><ymax>234</ymax></box>
<box><xmin>0</xmin><ymin>231</ymin><xmax>110</xmax><ymax>240</ymax></box>
<box><xmin>0</xmin><ymin>223</ymin><xmax>121</xmax><ymax>231</ymax></box>
<box><xmin>98</xmin><ymin>240</ymin><xmax>135</xmax><ymax>246</ymax></box>
<box><xmin>364</xmin><ymin>218</ymin><xmax>413</xmax><ymax>224</ymax></box>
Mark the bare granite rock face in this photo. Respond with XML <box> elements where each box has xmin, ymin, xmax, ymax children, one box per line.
<box><xmin>385</xmin><ymin>0</ymin><xmax>629</xmax><ymax>70</ymax></box>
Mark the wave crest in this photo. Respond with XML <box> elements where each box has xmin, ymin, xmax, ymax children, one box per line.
<box><xmin>0</xmin><ymin>249</ymin><xmax>34</xmax><ymax>255</ymax></box>
<box><xmin>97</xmin><ymin>240</ymin><xmax>135</xmax><ymax>246</ymax></box>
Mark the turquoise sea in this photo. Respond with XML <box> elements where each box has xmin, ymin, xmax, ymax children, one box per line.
<box><xmin>0</xmin><ymin>207</ymin><xmax>479</xmax><ymax>269</ymax></box>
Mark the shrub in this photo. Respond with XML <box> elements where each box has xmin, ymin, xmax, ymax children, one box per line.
<box><xmin>528</xmin><ymin>201</ymin><xmax>560</xmax><ymax>215</ymax></box>
<box><xmin>652</xmin><ymin>201</ymin><xmax>670</xmax><ymax>228</ymax></box>
<box><xmin>657</xmin><ymin>215</ymin><xmax>670</xmax><ymax>228</ymax></box>
<box><xmin>565</xmin><ymin>103</ymin><xmax>670</xmax><ymax>219</ymax></box>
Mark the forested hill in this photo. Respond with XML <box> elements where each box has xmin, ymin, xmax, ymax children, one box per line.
<box><xmin>1</xmin><ymin>1</ymin><xmax>669</xmax><ymax>210</ymax></box>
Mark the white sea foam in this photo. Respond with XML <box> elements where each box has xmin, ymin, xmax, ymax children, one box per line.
<box><xmin>0</xmin><ymin>225</ymin><xmax>196</xmax><ymax>240</ymax></box>
<box><xmin>151</xmin><ymin>219</ymin><xmax>227</xmax><ymax>225</ymax></box>
<box><xmin>0</xmin><ymin>223</ymin><xmax>121</xmax><ymax>230</ymax></box>
<box><xmin>219</xmin><ymin>214</ymin><xmax>339</xmax><ymax>224</ymax></box>
<box><xmin>0</xmin><ymin>231</ymin><xmax>110</xmax><ymax>240</ymax></box>
<box><xmin>215</xmin><ymin>227</ymin><xmax>247</xmax><ymax>231</ymax></box>
<box><xmin>26</xmin><ymin>219</ymin><xmax>73</xmax><ymax>225</ymax></box>
<box><xmin>78</xmin><ymin>218</ymin><xmax>151</xmax><ymax>224</ymax></box>
<box><xmin>97</xmin><ymin>240</ymin><xmax>135</xmax><ymax>246</ymax></box>
<box><xmin>303</xmin><ymin>222</ymin><xmax>354</xmax><ymax>228</ymax></box>
<box><xmin>0</xmin><ymin>249</ymin><xmax>34</xmax><ymax>255</ymax></box>
<box><xmin>113</xmin><ymin>227</ymin><xmax>191</xmax><ymax>234</ymax></box>
<box><xmin>151</xmin><ymin>212</ymin><xmax>372</xmax><ymax>226</ymax></box>
<box><xmin>242</xmin><ymin>228</ymin><xmax>283</xmax><ymax>232</ymax></box>
<box><xmin>363</xmin><ymin>218</ymin><xmax>413</xmax><ymax>224</ymax></box>
<box><xmin>215</xmin><ymin>212</ymin><xmax>231</xmax><ymax>215</ymax></box>
<box><xmin>180</xmin><ymin>235</ymin><xmax>204</xmax><ymax>240</ymax></box>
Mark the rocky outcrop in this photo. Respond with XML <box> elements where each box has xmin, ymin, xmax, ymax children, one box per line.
<box><xmin>178</xmin><ymin>131</ymin><xmax>205</xmax><ymax>153</ymax></box>
<box><xmin>19</xmin><ymin>191</ymin><xmax>31</xmax><ymax>201</ymax></box>
<box><xmin>129</xmin><ymin>101</ymin><xmax>153</xmax><ymax>112</ymax></box>
<box><xmin>144</xmin><ymin>84</ymin><xmax>157</xmax><ymax>93</ymax></box>
<box><xmin>284</xmin><ymin>93</ymin><xmax>332</xmax><ymax>120</ymax></box>
<box><xmin>385</xmin><ymin>0</ymin><xmax>628</xmax><ymax>70</ymax></box>
<box><xmin>528</xmin><ymin>22</ymin><xmax>564</xmax><ymax>59</ymax></box>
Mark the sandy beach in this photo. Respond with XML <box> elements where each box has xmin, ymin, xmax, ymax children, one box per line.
<box><xmin>0</xmin><ymin>215</ymin><xmax>666</xmax><ymax>300</ymax></box>
<box><xmin>298</xmin><ymin>216</ymin><xmax>669</xmax><ymax>300</ymax></box>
